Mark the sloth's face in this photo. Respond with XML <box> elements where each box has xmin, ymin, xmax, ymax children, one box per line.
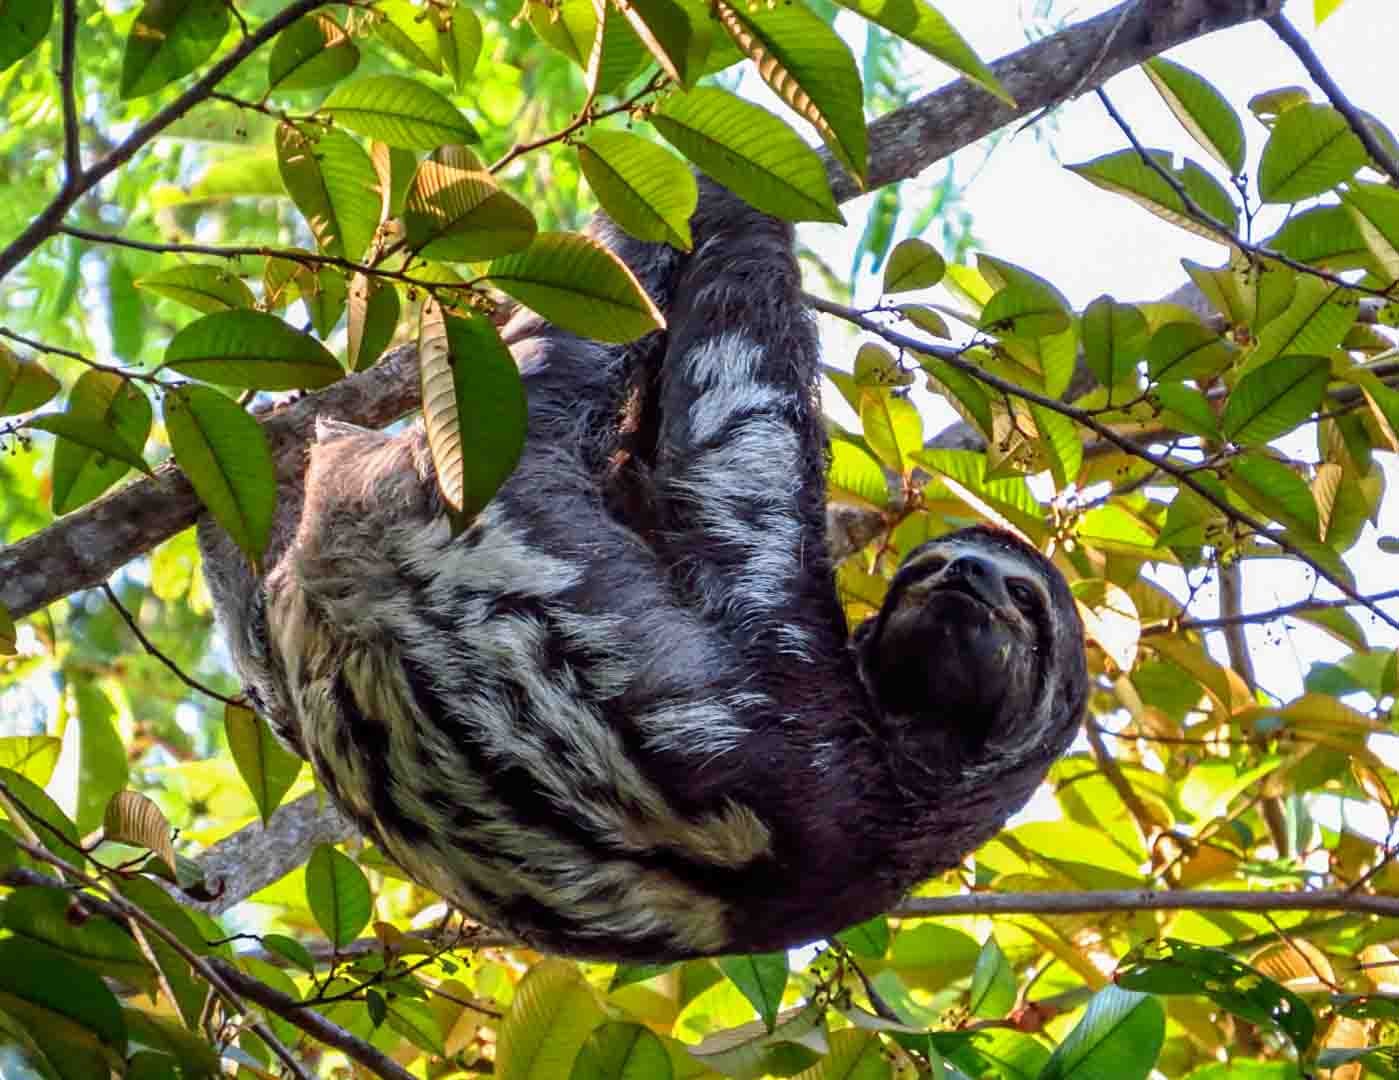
<box><xmin>855</xmin><ymin>526</ymin><xmax>1083</xmax><ymax>756</ymax></box>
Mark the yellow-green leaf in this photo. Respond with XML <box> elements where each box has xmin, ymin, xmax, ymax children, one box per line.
<box><xmin>1258</xmin><ymin>103</ymin><xmax>1367</xmax><ymax>203</ymax></box>
<box><xmin>305</xmin><ymin>844</ymin><xmax>372</xmax><ymax>947</ymax></box>
<box><xmin>882</xmin><ymin>238</ymin><xmax>945</xmax><ymax>294</ymax></box>
<box><xmin>136</xmin><ymin>264</ymin><xmax>255</xmax><ymax>313</ymax></box>
<box><xmin>225</xmin><ymin>703</ymin><xmax>302</xmax><ymax>824</ymax></box>
<box><xmin>164</xmin><ymin>309</ymin><xmax>342</xmax><ymax>390</ymax></box>
<box><xmin>275</xmin><ymin>123</ymin><xmax>380</xmax><ymax>261</ymax></box>
<box><xmin>120</xmin><ymin>0</ymin><xmax>228</xmax><ymax>99</ymax></box>
<box><xmin>578</xmin><ymin>130</ymin><xmax>697</xmax><ymax>250</ymax></box>
<box><xmin>1143</xmin><ymin>57</ymin><xmax>1245</xmax><ymax>175</ymax></box>
<box><xmin>405</xmin><ymin>145</ymin><xmax>537</xmax><ymax>260</ymax></box>
<box><xmin>1068</xmin><ymin>149</ymin><xmax>1239</xmax><ymax>238</ymax></box>
<box><xmin>321</xmin><ymin>75</ymin><xmax>479</xmax><ymax>149</ymax></box>
<box><xmin>0</xmin><ymin>344</ymin><xmax>60</xmax><ymax>416</ymax></box>
<box><xmin>47</xmin><ymin>371</ymin><xmax>154</xmax><ymax>514</ymax></box>
<box><xmin>267</xmin><ymin>13</ymin><xmax>358</xmax><ymax>91</ymax></box>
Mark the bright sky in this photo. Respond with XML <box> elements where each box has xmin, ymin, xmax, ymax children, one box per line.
<box><xmin>811</xmin><ymin>0</ymin><xmax>1399</xmax><ymax>724</ymax></box>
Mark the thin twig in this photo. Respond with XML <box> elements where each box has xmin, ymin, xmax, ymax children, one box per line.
<box><xmin>101</xmin><ymin>582</ymin><xmax>242</xmax><ymax>707</ymax></box>
<box><xmin>815</xmin><ymin>298</ymin><xmax>1399</xmax><ymax>631</ymax></box>
<box><xmin>1144</xmin><ymin>587</ymin><xmax>1399</xmax><ymax>634</ymax></box>
<box><xmin>1266</xmin><ymin>13</ymin><xmax>1399</xmax><ymax>189</ymax></box>
<box><xmin>893</xmin><ymin>888</ymin><xmax>1399</xmax><ymax>919</ymax></box>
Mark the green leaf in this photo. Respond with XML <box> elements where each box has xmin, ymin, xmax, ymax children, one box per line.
<box><xmin>651</xmin><ymin>87</ymin><xmax>841</xmax><ymax>224</ymax></box>
<box><xmin>861</xmin><ymin>391</ymin><xmax>921</xmax><ymax>474</ymax></box>
<box><xmin>434</xmin><ymin>2</ymin><xmax>483</xmax><ymax>92</ymax></box>
<box><xmin>267</xmin><ymin>13</ymin><xmax>358</xmax><ymax>91</ymax></box>
<box><xmin>715</xmin><ymin>0</ymin><xmax>867</xmax><ymax>181</ymax></box>
<box><xmin>47</xmin><ymin>371</ymin><xmax>154</xmax><ymax>514</ymax></box>
<box><xmin>405</xmin><ymin>145</ymin><xmax>538</xmax><ymax>260</ymax></box>
<box><xmin>612</xmin><ymin>0</ymin><xmax>706</xmax><ymax>87</ymax></box>
<box><xmin>497</xmin><ymin>959</ymin><xmax>606</xmax><ymax>1080</ymax></box>
<box><xmin>578</xmin><ymin>130</ymin><xmax>697</xmax><ymax>250</ymax></box>
<box><xmin>686</xmin><ymin>997</ymin><xmax>827</xmax><ymax>1080</ymax></box>
<box><xmin>2</xmin><ymin>887</ymin><xmax>151</xmax><ymax>988</ymax></box>
<box><xmin>0</xmin><ymin>938</ymin><xmax>127</xmax><ymax>1050</ymax></box>
<box><xmin>1145</xmin><ymin>322</ymin><xmax>1235</xmax><ymax>383</ymax></box>
<box><xmin>571</xmin><ymin>1022</ymin><xmax>673</xmax><ymax>1080</ymax></box>
<box><xmin>0</xmin><ymin>344</ymin><xmax>61</xmax><ymax>416</ymax></box>
<box><xmin>305</xmin><ymin>844</ymin><xmax>372</xmax><ymax>947</ymax></box>
<box><xmin>1116</xmin><ymin>940</ymin><xmax>1314</xmax><ymax>1054</ymax></box>
<box><xmin>1242</xmin><ymin>276</ymin><xmax>1356</xmax><ymax>375</ymax></box>
<box><xmin>1081</xmin><ymin>296</ymin><xmax>1147</xmax><ymax>389</ymax></box>
<box><xmin>163</xmin><ymin>385</ymin><xmax>276</xmax><ymax>568</ymax></box>
<box><xmin>529</xmin><ymin>0</ymin><xmax>650</xmax><ymax>93</ymax></box>
<box><xmin>261</xmin><ymin>934</ymin><xmax>316</xmax><ymax>975</ymax></box>
<box><xmin>276</xmin><ymin>123</ymin><xmax>380</xmax><ymax>261</ymax></box>
<box><xmin>373</xmin><ymin>0</ymin><xmax>442</xmax><ymax>74</ymax></box>
<box><xmin>719</xmin><ymin>952</ymin><xmax>788</xmax><ymax>1032</ymax></box>
<box><xmin>120</xmin><ymin>0</ymin><xmax>228</xmax><ymax>98</ymax></box>
<box><xmin>1258</xmin><ymin>103</ymin><xmax>1367</xmax><ymax>203</ymax></box>
<box><xmin>386</xmin><ymin>997</ymin><xmax>445</xmax><ymax>1056</ymax></box>
<box><xmin>1029</xmin><ymin>402</ymin><xmax>1082</xmax><ymax>491</ymax></box>
<box><xmin>1268</xmin><ymin>203</ymin><xmax>1372</xmax><ymax>270</ymax></box>
<box><xmin>486</xmin><ymin>232</ymin><xmax>663</xmax><ymax>343</ymax></box>
<box><xmin>1038</xmin><ymin>986</ymin><xmax>1164</xmax><ymax>1080</ymax></box>
<box><xmin>224</xmin><ymin>703</ymin><xmax>302</xmax><ymax>824</ymax></box>
<box><xmin>164</xmin><ymin>309</ymin><xmax>343</xmax><ymax>390</ymax></box>
<box><xmin>0</xmin><ymin>0</ymin><xmax>53</xmax><ymax>73</ymax></box>
<box><xmin>347</xmin><ymin>275</ymin><xmax>400</xmax><ymax>372</ymax></box>
<box><xmin>1153</xmin><ymin>382</ymin><xmax>1220</xmax><ymax>440</ymax></box>
<box><xmin>882</xmin><ymin>238</ymin><xmax>945</xmax><ymax>294</ymax></box>
<box><xmin>106</xmin><ymin>258</ymin><xmax>145</xmax><ymax>361</ymax></box>
<box><xmin>911</xmin><ymin>448</ymin><xmax>1044</xmax><ymax>539</ymax></box>
<box><xmin>0</xmin><ymin>767</ymin><xmax>80</xmax><ymax>857</ymax></box>
<box><xmin>981</xmin><ymin>281</ymin><xmax>1071</xmax><ymax>340</ymax></box>
<box><xmin>418</xmin><ymin>305</ymin><xmax>528</xmax><ymax>518</ymax></box>
<box><xmin>1222</xmin><ymin>354</ymin><xmax>1330</xmax><ymax>445</ymax></box>
<box><xmin>0</xmin><ymin>737</ymin><xmax>60</xmax><ymax>784</ymax></box>
<box><xmin>1228</xmin><ymin>453</ymin><xmax>1320</xmax><ymax>538</ymax></box>
<box><xmin>321</xmin><ymin>75</ymin><xmax>479</xmax><ymax>149</ymax></box>
<box><xmin>835</xmin><ymin>916</ymin><xmax>890</xmax><ymax>959</ymax></box>
<box><xmin>828</xmin><ymin>0</ymin><xmax>1008</xmax><ymax>104</ymax></box>
<box><xmin>968</xmin><ymin>937</ymin><xmax>1015</xmax><ymax>1019</ymax></box>
<box><xmin>828</xmin><ymin>439</ymin><xmax>890</xmax><ymax>509</ymax></box>
<box><xmin>1143</xmin><ymin>57</ymin><xmax>1245</xmax><ymax>174</ymax></box>
<box><xmin>896</xmin><ymin>304</ymin><xmax>950</xmax><ymax>339</ymax></box>
<box><xmin>136</xmin><ymin>264</ymin><xmax>256</xmax><ymax>313</ymax></box>
<box><xmin>1341</xmin><ymin>181</ymin><xmax>1399</xmax><ymax>281</ymax></box>
<box><xmin>1067</xmin><ymin>149</ymin><xmax>1238</xmax><ymax>238</ymax></box>
<box><xmin>27</xmin><ymin>412</ymin><xmax>152</xmax><ymax>480</ymax></box>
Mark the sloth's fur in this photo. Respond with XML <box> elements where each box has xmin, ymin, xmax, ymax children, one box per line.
<box><xmin>199</xmin><ymin>180</ymin><xmax>1089</xmax><ymax>961</ymax></box>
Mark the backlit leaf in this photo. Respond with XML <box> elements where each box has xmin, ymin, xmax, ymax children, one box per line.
<box><xmin>305</xmin><ymin>844</ymin><xmax>372</xmax><ymax>947</ymax></box>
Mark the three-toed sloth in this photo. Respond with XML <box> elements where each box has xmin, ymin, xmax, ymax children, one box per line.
<box><xmin>199</xmin><ymin>178</ymin><xmax>1088</xmax><ymax>962</ymax></box>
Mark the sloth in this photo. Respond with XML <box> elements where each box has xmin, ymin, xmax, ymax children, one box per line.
<box><xmin>199</xmin><ymin>178</ymin><xmax>1088</xmax><ymax>962</ymax></box>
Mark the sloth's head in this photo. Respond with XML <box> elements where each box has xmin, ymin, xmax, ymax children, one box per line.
<box><xmin>854</xmin><ymin>525</ymin><xmax>1087</xmax><ymax>781</ymax></box>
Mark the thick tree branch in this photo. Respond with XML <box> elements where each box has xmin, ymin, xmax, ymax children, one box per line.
<box><xmin>893</xmin><ymin>888</ymin><xmax>1399</xmax><ymax>920</ymax></box>
<box><xmin>0</xmin><ymin>0</ymin><xmax>1284</xmax><ymax>622</ymax></box>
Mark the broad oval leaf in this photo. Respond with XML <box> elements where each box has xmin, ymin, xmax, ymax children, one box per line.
<box><xmin>0</xmin><ymin>344</ymin><xmax>61</xmax><ymax>416</ymax></box>
<box><xmin>2</xmin><ymin>886</ymin><xmax>151</xmax><ymax>987</ymax></box>
<box><xmin>120</xmin><ymin>0</ymin><xmax>229</xmax><ymax>99</ymax></box>
<box><xmin>1341</xmin><ymin>181</ymin><xmax>1399</xmax><ymax>282</ymax></box>
<box><xmin>434</xmin><ymin>1</ymin><xmax>484</xmax><ymax>91</ymax></box>
<box><xmin>1037</xmin><ymin>986</ymin><xmax>1164</xmax><ymax>1080</ymax></box>
<box><xmin>1222</xmin><ymin>354</ymin><xmax>1330</xmax><ymax>446</ymax></box>
<box><xmin>321</xmin><ymin>75</ymin><xmax>479</xmax><ymax>149</ymax></box>
<box><xmin>612</xmin><ymin>0</ymin><xmax>707</xmax><ymax>87</ymax></box>
<box><xmin>1268</xmin><ymin>203</ymin><xmax>1371</xmax><ymax>270</ymax></box>
<box><xmin>578</xmin><ymin>130</ymin><xmax>697</xmax><ymax>250</ymax></box>
<box><xmin>47</xmin><ymin>371</ymin><xmax>154</xmax><ymax>514</ymax></box>
<box><xmin>969</xmin><ymin>937</ymin><xmax>1015</xmax><ymax>1019</ymax></box>
<box><xmin>224</xmin><ymin>702</ymin><xmax>302</xmax><ymax>824</ymax></box>
<box><xmin>651</xmin><ymin>87</ymin><xmax>841</xmax><ymax>223</ymax></box>
<box><xmin>1143</xmin><ymin>57</ymin><xmax>1245</xmax><ymax>175</ymax></box>
<box><xmin>719</xmin><ymin>952</ymin><xmax>788</xmax><ymax>1033</ymax></box>
<box><xmin>828</xmin><ymin>440</ymin><xmax>890</xmax><ymax>509</ymax></box>
<box><xmin>1229</xmin><ymin>452</ymin><xmax>1320</xmax><ymax>539</ymax></box>
<box><xmin>1029</xmin><ymin>401</ymin><xmax>1083</xmax><ymax>491</ymax></box>
<box><xmin>528</xmin><ymin>0</ymin><xmax>650</xmax><ymax>95</ymax></box>
<box><xmin>1145</xmin><ymin>322</ymin><xmax>1235</xmax><ymax>382</ymax></box>
<box><xmin>981</xmin><ymin>281</ymin><xmax>1071</xmax><ymax>340</ymax></box>
<box><xmin>373</xmin><ymin>0</ymin><xmax>442</xmax><ymax>74</ymax></box>
<box><xmin>571</xmin><ymin>1022</ymin><xmax>673</xmax><ymax>1080</ymax></box>
<box><xmin>0</xmin><ymin>938</ymin><xmax>127</xmax><ymax>1051</ymax></box>
<box><xmin>27</xmin><ymin>413</ymin><xmax>152</xmax><ymax>478</ymax></box>
<box><xmin>1067</xmin><ymin>148</ymin><xmax>1239</xmax><ymax>238</ymax></box>
<box><xmin>418</xmin><ymin>304</ymin><xmax>528</xmax><ymax>518</ymax></box>
<box><xmin>164</xmin><ymin>309</ymin><xmax>342</xmax><ymax>390</ymax></box>
<box><xmin>861</xmin><ymin>391</ymin><xmax>921</xmax><ymax>474</ymax></box>
<box><xmin>1257</xmin><ymin>102</ymin><xmax>1367</xmax><ymax>204</ymax></box>
<box><xmin>882</xmin><ymin>238</ymin><xmax>945</xmax><ymax>294</ymax></box>
<box><xmin>405</xmin><ymin>145</ymin><xmax>537</xmax><ymax>260</ymax></box>
<box><xmin>486</xmin><ymin>232</ymin><xmax>663</xmax><ymax>343</ymax></box>
<box><xmin>136</xmin><ymin>264</ymin><xmax>255</xmax><ymax>313</ymax></box>
<box><xmin>715</xmin><ymin>0</ymin><xmax>867</xmax><ymax>181</ymax></box>
<box><xmin>163</xmin><ymin>385</ymin><xmax>276</xmax><ymax>567</ymax></box>
<box><xmin>0</xmin><ymin>0</ymin><xmax>52</xmax><ymax>73</ymax></box>
<box><xmin>267</xmin><ymin>13</ymin><xmax>358</xmax><ymax>91</ymax></box>
<box><xmin>1081</xmin><ymin>296</ymin><xmax>1147</xmax><ymax>389</ymax></box>
<box><xmin>305</xmin><ymin>844</ymin><xmax>372</xmax><ymax>947</ymax></box>
<box><xmin>1243</xmin><ymin>275</ymin><xmax>1356</xmax><ymax>376</ymax></box>
<box><xmin>497</xmin><ymin>959</ymin><xmax>606</xmax><ymax>1080</ymax></box>
<box><xmin>276</xmin><ymin>123</ymin><xmax>381</xmax><ymax>261</ymax></box>
<box><xmin>347</xmin><ymin>275</ymin><xmax>401</xmax><ymax>372</ymax></box>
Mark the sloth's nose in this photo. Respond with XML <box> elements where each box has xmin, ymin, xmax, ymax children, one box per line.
<box><xmin>944</xmin><ymin>554</ymin><xmax>1010</xmax><ymax>609</ymax></box>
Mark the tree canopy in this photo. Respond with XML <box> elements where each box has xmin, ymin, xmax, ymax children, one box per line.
<box><xmin>4</xmin><ymin>0</ymin><xmax>1399</xmax><ymax>1077</ymax></box>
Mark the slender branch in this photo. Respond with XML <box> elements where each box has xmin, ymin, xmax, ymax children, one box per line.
<box><xmin>100</xmin><ymin>582</ymin><xmax>241</xmax><ymax>707</ymax></box>
<box><xmin>57</xmin><ymin>0</ymin><xmax>80</xmax><ymax>182</ymax></box>
<box><xmin>1266</xmin><ymin>13</ymin><xmax>1399</xmax><ymax>189</ymax></box>
<box><xmin>1143</xmin><ymin>587</ymin><xmax>1399</xmax><ymax>634</ymax></box>
<box><xmin>817</xmin><ymin>299</ymin><xmax>1399</xmax><ymax>631</ymax></box>
<box><xmin>893</xmin><ymin>888</ymin><xmax>1399</xmax><ymax>919</ymax></box>
<box><xmin>0</xmin><ymin>0</ymin><xmax>330</xmax><ymax>281</ymax></box>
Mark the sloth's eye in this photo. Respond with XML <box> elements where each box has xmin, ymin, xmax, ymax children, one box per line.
<box><xmin>1007</xmin><ymin>579</ymin><xmax>1038</xmax><ymax>613</ymax></box>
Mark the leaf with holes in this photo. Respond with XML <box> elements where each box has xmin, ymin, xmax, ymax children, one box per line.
<box><xmin>1222</xmin><ymin>354</ymin><xmax>1330</xmax><ymax>445</ymax></box>
<box><xmin>321</xmin><ymin>75</ymin><xmax>478</xmax><ymax>149</ymax></box>
<box><xmin>164</xmin><ymin>310</ymin><xmax>342</xmax><ymax>390</ymax></box>
<box><xmin>418</xmin><ymin>304</ymin><xmax>528</xmax><ymax>519</ymax></box>
<box><xmin>163</xmin><ymin>385</ymin><xmax>276</xmax><ymax>567</ymax></box>
<box><xmin>486</xmin><ymin>233</ymin><xmax>663</xmax><ymax>343</ymax></box>
<box><xmin>120</xmin><ymin>0</ymin><xmax>228</xmax><ymax>98</ymax></box>
<box><xmin>579</xmin><ymin>131</ymin><xmax>697</xmax><ymax>250</ymax></box>
<box><xmin>652</xmin><ymin>87</ymin><xmax>841</xmax><ymax>224</ymax></box>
